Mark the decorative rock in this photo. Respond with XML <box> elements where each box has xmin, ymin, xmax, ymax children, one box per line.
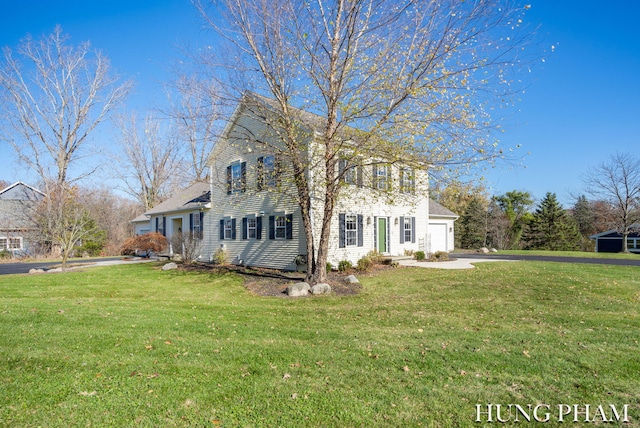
<box><xmin>344</xmin><ymin>275</ymin><xmax>360</xmax><ymax>284</ymax></box>
<box><xmin>490</xmin><ymin>248</ymin><xmax>498</xmax><ymax>253</ymax></box>
<box><xmin>28</xmin><ymin>268</ymin><xmax>45</xmax><ymax>274</ymax></box>
<box><xmin>162</xmin><ymin>262</ymin><xmax>178</xmax><ymax>271</ymax></box>
<box><xmin>286</xmin><ymin>282</ymin><xmax>310</xmax><ymax>297</ymax></box>
<box><xmin>46</xmin><ymin>268</ymin><xmax>62</xmax><ymax>273</ymax></box>
<box><xmin>479</xmin><ymin>247</ymin><xmax>490</xmax><ymax>254</ymax></box>
<box><xmin>310</xmin><ymin>283</ymin><xmax>332</xmax><ymax>295</ymax></box>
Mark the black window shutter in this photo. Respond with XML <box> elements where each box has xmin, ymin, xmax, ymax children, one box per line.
<box><xmin>226</xmin><ymin>166</ymin><xmax>232</xmax><ymax>195</ymax></box>
<box><xmin>189</xmin><ymin>213</ymin><xmax>194</xmax><ymax>233</ymax></box>
<box><xmin>357</xmin><ymin>214</ymin><xmax>364</xmax><ymax>247</ymax></box>
<box><xmin>242</xmin><ymin>217</ymin><xmax>247</xmax><ymax>240</ymax></box>
<box><xmin>399</xmin><ymin>216</ymin><xmax>405</xmax><ymax>244</ymax></box>
<box><xmin>219</xmin><ymin>219</ymin><xmax>225</xmax><ymax>240</ymax></box>
<box><xmin>268</xmin><ymin>216</ymin><xmax>275</xmax><ymax>240</ymax></box>
<box><xmin>155</xmin><ymin>217</ymin><xmax>159</xmax><ymax>233</ymax></box>
<box><xmin>286</xmin><ymin>214</ymin><xmax>293</xmax><ymax>240</ymax></box>
<box><xmin>256</xmin><ymin>157</ymin><xmax>264</xmax><ymax>190</ymax></box>
<box><xmin>240</xmin><ymin>162</ymin><xmax>247</xmax><ymax>193</ymax></box>
<box><xmin>162</xmin><ymin>217</ymin><xmax>166</xmax><ymax>236</ymax></box>
<box><xmin>339</xmin><ymin>213</ymin><xmax>346</xmax><ymax>248</ymax></box>
<box><xmin>411</xmin><ymin>217</ymin><xmax>416</xmax><ymax>243</ymax></box>
<box><xmin>231</xmin><ymin>219</ymin><xmax>237</xmax><ymax>240</ymax></box>
<box><xmin>256</xmin><ymin>216</ymin><xmax>262</xmax><ymax>240</ymax></box>
<box><xmin>275</xmin><ymin>156</ymin><xmax>282</xmax><ymax>187</ymax></box>
<box><xmin>372</xmin><ymin>165</ymin><xmax>377</xmax><ymax>189</ymax></box>
<box><xmin>357</xmin><ymin>164</ymin><xmax>363</xmax><ymax>188</ymax></box>
<box><xmin>199</xmin><ymin>212</ymin><xmax>204</xmax><ymax>237</ymax></box>
<box><xmin>338</xmin><ymin>159</ymin><xmax>346</xmax><ymax>183</ymax></box>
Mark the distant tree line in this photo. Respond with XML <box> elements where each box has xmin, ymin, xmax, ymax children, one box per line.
<box><xmin>435</xmin><ymin>153</ymin><xmax>640</xmax><ymax>253</ymax></box>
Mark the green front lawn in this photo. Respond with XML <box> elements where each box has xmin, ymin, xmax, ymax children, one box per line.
<box><xmin>1</xmin><ymin>262</ymin><xmax>639</xmax><ymax>426</ymax></box>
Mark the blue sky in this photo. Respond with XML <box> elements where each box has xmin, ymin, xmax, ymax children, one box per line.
<box><xmin>1</xmin><ymin>0</ymin><xmax>639</xmax><ymax>207</ymax></box>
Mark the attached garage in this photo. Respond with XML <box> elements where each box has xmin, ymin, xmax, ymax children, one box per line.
<box><xmin>428</xmin><ymin>200</ymin><xmax>458</xmax><ymax>253</ymax></box>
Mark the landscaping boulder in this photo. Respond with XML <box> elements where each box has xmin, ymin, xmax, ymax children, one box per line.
<box><xmin>286</xmin><ymin>282</ymin><xmax>310</xmax><ymax>297</ymax></box>
<box><xmin>162</xmin><ymin>262</ymin><xmax>178</xmax><ymax>271</ymax></box>
<box><xmin>28</xmin><ymin>268</ymin><xmax>45</xmax><ymax>274</ymax></box>
<box><xmin>344</xmin><ymin>275</ymin><xmax>360</xmax><ymax>285</ymax></box>
<box><xmin>490</xmin><ymin>248</ymin><xmax>498</xmax><ymax>253</ymax></box>
<box><xmin>479</xmin><ymin>247</ymin><xmax>490</xmax><ymax>254</ymax></box>
<box><xmin>310</xmin><ymin>283</ymin><xmax>331</xmax><ymax>295</ymax></box>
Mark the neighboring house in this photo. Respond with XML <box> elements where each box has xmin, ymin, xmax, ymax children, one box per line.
<box><xmin>131</xmin><ymin>213</ymin><xmax>151</xmax><ymax>236</ymax></box>
<box><xmin>197</xmin><ymin>94</ymin><xmax>456</xmax><ymax>271</ymax></box>
<box><xmin>427</xmin><ymin>200</ymin><xmax>459</xmax><ymax>253</ymax></box>
<box><xmin>142</xmin><ymin>182</ymin><xmax>211</xmax><ymax>257</ymax></box>
<box><xmin>0</xmin><ymin>181</ymin><xmax>45</xmax><ymax>254</ymax></box>
<box><xmin>589</xmin><ymin>225</ymin><xmax>640</xmax><ymax>253</ymax></box>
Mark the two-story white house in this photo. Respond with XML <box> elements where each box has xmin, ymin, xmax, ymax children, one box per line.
<box><xmin>195</xmin><ymin>93</ymin><xmax>454</xmax><ymax>271</ymax></box>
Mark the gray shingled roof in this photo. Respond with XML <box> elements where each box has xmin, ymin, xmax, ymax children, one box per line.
<box><xmin>429</xmin><ymin>199</ymin><xmax>458</xmax><ymax>218</ymax></box>
<box><xmin>144</xmin><ymin>182</ymin><xmax>211</xmax><ymax>216</ymax></box>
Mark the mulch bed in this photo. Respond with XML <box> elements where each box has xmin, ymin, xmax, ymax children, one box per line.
<box><xmin>178</xmin><ymin>262</ymin><xmax>391</xmax><ymax>297</ymax></box>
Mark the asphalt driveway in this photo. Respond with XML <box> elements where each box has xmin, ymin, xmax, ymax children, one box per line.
<box><xmin>451</xmin><ymin>252</ymin><xmax>640</xmax><ymax>267</ymax></box>
<box><xmin>0</xmin><ymin>257</ymin><xmax>136</xmax><ymax>275</ymax></box>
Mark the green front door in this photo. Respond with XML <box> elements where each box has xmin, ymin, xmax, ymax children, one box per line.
<box><xmin>377</xmin><ymin>217</ymin><xmax>387</xmax><ymax>253</ymax></box>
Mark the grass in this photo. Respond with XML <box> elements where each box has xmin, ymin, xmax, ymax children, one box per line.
<box><xmin>1</xmin><ymin>261</ymin><xmax>639</xmax><ymax>426</ymax></box>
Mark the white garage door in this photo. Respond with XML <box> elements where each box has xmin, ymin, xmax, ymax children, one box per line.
<box><xmin>429</xmin><ymin>223</ymin><xmax>448</xmax><ymax>253</ymax></box>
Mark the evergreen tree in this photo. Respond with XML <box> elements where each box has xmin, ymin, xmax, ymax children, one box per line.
<box><xmin>459</xmin><ymin>196</ymin><xmax>487</xmax><ymax>249</ymax></box>
<box><xmin>525</xmin><ymin>192</ymin><xmax>581</xmax><ymax>251</ymax></box>
<box><xmin>571</xmin><ymin>195</ymin><xmax>596</xmax><ymax>237</ymax></box>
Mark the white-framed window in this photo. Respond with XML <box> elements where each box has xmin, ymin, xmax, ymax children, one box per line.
<box><xmin>627</xmin><ymin>238</ymin><xmax>637</xmax><ymax>250</ymax></box>
<box><xmin>192</xmin><ymin>212</ymin><xmax>201</xmax><ymax>239</ymax></box>
<box><xmin>224</xmin><ymin>219</ymin><xmax>233</xmax><ymax>240</ymax></box>
<box><xmin>400</xmin><ymin>167</ymin><xmax>415</xmax><ymax>194</ymax></box>
<box><xmin>263</xmin><ymin>155</ymin><xmax>277</xmax><ymax>188</ymax></box>
<box><xmin>0</xmin><ymin>237</ymin><xmax>22</xmax><ymax>251</ymax></box>
<box><xmin>275</xmin><ymin>215</ymin><xmax>287</xmax><ymax>239</ymax></box>
<box><xmin>339</xmin><ymin>158</ymin><xmax>358</xmax><ymax>185</ymax></box>
<box><xmin>374</xmin><ymin>164</ymin><xmax>389</xmax><ymax>190</ymax></box>
<box><xmin>247</xmin><ymin>217</ymin><xmax>257</xmax><ymax>239</ymax></box>
<box><xmin>231</xmin><ymin>163</ymin><xmax>242</xmax><ymax>191</ymax></box>
<box><xmin>345</xmin><ymin>214</ymin><xmax>358</xmax><ymax>246</ymax></box>
<box><xmin>404</xmin><ymin>217</ymin><xmax>412</xmax><ymax>243</ymax></box>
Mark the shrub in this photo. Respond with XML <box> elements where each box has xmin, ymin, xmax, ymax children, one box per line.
<box><xmin>338</xmin><ymin>260</ymin><xmax>352</xmax><ymax>272</ymax></box>
<box><xmin>365</xmin><ymin>250</ymin><xmax>384</xmax><ymax>264</ymax></box>
<box><xmin>326</xmin><ymin>262</ymin><xmax>333</xmax><ymax>272</ymax></box>
<box><xmin>429</xmin><ymin>251</ymin><xmax>449</xmax><ymax>262</ymax></box>
<box><xmin>414</xmin><ymin>251</ymin><xmax>426</xmax><ymax>261</ymax></box>
<box><xmin>212</xmin><ymin>248</ymin><xmax>228</xmax><ymax>265</ymax></box>
<box><xmin>121</xmin><ymin>232</ymin><xmax>167</xmax><ymax>257</ymax></box>
<box><xmin>403</xmin><ymin>249</ymin><xmax>414</xmax><ymax>257</ymax></box>
<box><xmin>356</xmin><ymin>256</ymin><xmax>373</xmax><ymax>272</ymax></box>
<box><xmin>0</xmin><ymin>249</ymin><xmax>11</xmax><ymax>259</ymax></box>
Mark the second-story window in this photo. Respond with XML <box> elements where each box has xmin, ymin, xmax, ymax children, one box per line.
<box><xmin>257</xmin><ymin>155</ymin><xmax>279</xmax><ymax>190</ymax></box>
<box><xmin>227</xmin><ymin>161</ymin><xmax>246</xmax><ymax>194</ymax></box>
<box><xmin>373</xmin><ymin>164</ymin><xmax>389</xmax><ymax>190</ymax></box>
<box><xmin>400</xmin><ymin>167</ymin><xmax>415</xmax><ymax>194</ymax></box>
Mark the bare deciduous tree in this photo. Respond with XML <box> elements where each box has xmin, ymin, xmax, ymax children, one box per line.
<box><xmin>34</xmin><ymin>184</ymin><xmax>102</xmax><ymax>269</ymax></box>
<box><xmin>114</xmin><ymin>112</ymin><xmax>185</xmax><ymax>211</ymax></box>
<box><xmin>168</xmin><ymin>74</ymin><xmax>222</xmax><ymax>182</ymax></box>
<box><xmin>0</xmin><ymin>26</ymin><xmax>132</xmax><ymax>189</ymax></box>
<box><xmin>584</xmin><ymin>152</ymin><xmax>640</xmax><ymax>253</ymax></box>
<box><xmin>195</xmin><ymin>0</ymin><xmax>536</xmax><ymax>284</ymax></box>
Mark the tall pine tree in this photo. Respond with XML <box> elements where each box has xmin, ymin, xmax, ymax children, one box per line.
<box><xmin>524</xmin><ymin>192</ymin><xmax>581</xmax><ymax>251</ymax></box>
<box><xmin>459</xmin><ymin>196</ymin><xmax>488</xmax><ymax>249</ymax></box>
